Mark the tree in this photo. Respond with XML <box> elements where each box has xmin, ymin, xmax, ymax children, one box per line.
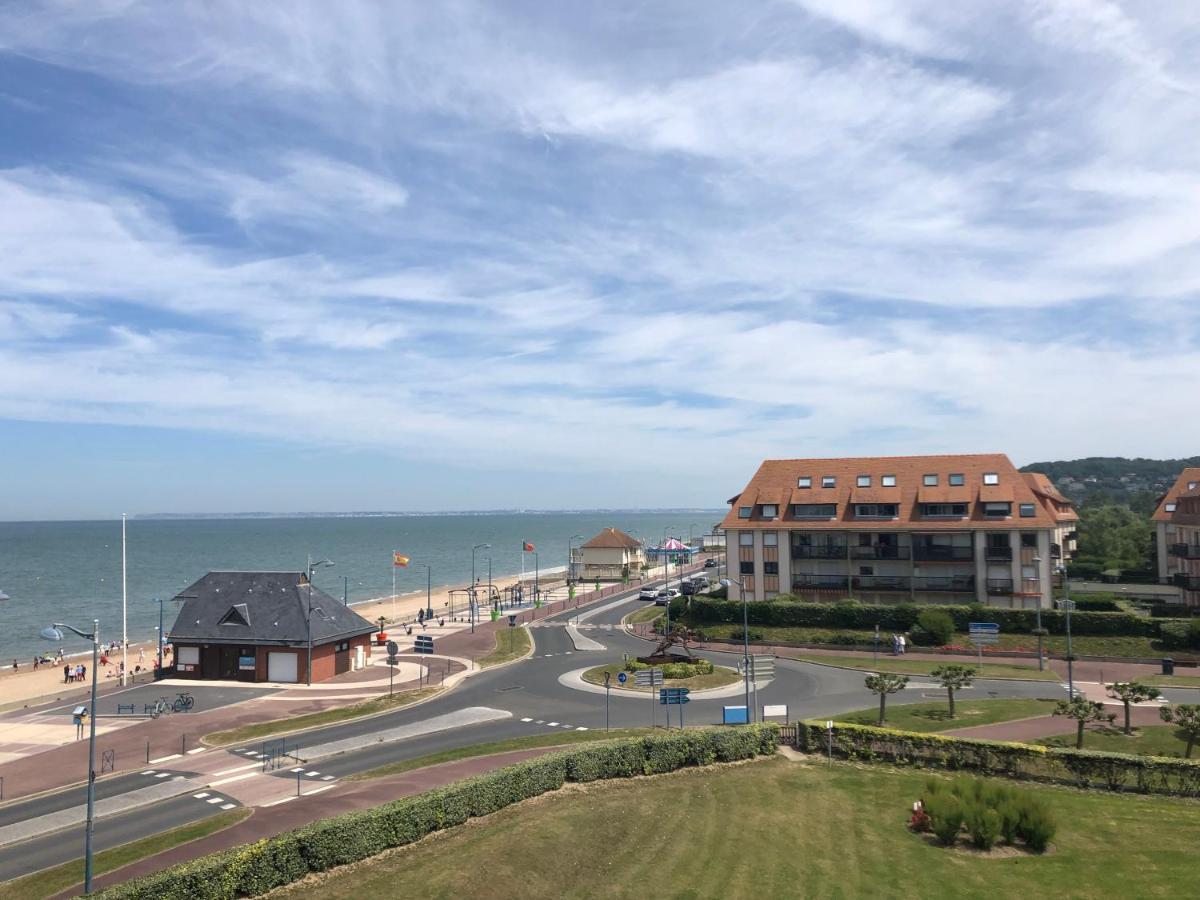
<box><xmin>1159</xmin><ymin>704</ymin><xmax>1200</xmax><ymax>759</ymax></box>
<box><xmin>1106</xmin><ymin>681</ymin><xmax>1161</xmax><ymax>735</ymax></box>
<box><xmin>1053</xmin><ymin>698</ymin><xmax>1114</xmax><ymax>749</ymax></box>
<box><xmin>914</xmin><ymin>608</ymin><xmax>954</xmax><ymax>646</ymax></box>
<box><xmin>864</xmin><ymin>673</ymin><xmax>909</xmax><ymax>726</ymax></box>
<box><xmin>929</xmin><ymin>665</ymin><xmax>977</xmax><ymax>718</ymax></box>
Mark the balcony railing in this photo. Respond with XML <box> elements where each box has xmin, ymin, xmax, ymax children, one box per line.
<box><xmin>986</xmin><ymin>578</ymin><xmax>1014</xmax><ymax>595</ymax></box>
<box><xmin>1050</xmin><ymin>543</ymin><xmax>1062</xmax><ymax>559</ymax></box>
<box><xmin>1172</xmin><ymin>573</ymin><xmax>1200</xmax><ymax>591</ymax></box>
<box><xmin>792</xmin><ymin>574</ymin><xmax>847</xmax><ymax>590</ymax></box>
<box><xmin>912</xmin><ymin>545</ymin><xmax>974</xmax><ymax>562</ymax></box>
<box><xmin>984</xmin><ymin>546</ymin><xmax>1013</xmax><ymax>561</ymax></box>
<box><xmin>850</xmin><ymin>545</ymin><xmax>911</xmax><ymax>560</ymax></box>
<box><xmin>1170</xmin><ymin>544</ymin><xmax>1200</xmax><ymax>560</ymax></box>
<box><xmin>853</xmin><ymin>575</ymin><xmax>911</xmax><ymax>591</ymax></box>
<box><xmin>792</xmin><ymin>545</ymin><xmax>848</xmax><ymax>559</ymax></box>
<box><xmin>913</xmin><ymin>576</ymin><xmax>975</xmax><ymax>593</ymax></box>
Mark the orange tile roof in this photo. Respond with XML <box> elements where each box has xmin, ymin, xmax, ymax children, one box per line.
<box><xmin>1021</xmin><ymin>472</ymin><xmax>1080</xmax><ymax>524</ymax></box>
<box><xmin>581</xmin><ymin>527</ymin><xmax>643</xmax><ymax>550</ymax></box>
<box><xmin>1153</xmin><ymin>468</ymin><xmax>1200</xmax><ymax>522</ymax></box>
<box><xmin>721</xmin><ymin>453</ymin><xmax>1056</xmax><ymax>531</ymax></box>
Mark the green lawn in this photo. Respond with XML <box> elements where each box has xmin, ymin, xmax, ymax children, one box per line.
<box><xmin>624</xmin><ymin>606</ymin><xmax>664</xmax><ymax>625</ymax></box>
<box><xmin>272</xmin><ymin>758</ymin><xmax>1200</xmax><ymax>900</ymax></box>
<box><xmin>838</xmin><ymin>698</ymin><xmax>1059</xmax><ymax>732</ymax></box>
<box><xmin>787</xmin><ymin>652</ymin><xmax>1060</xmax><ymax>681</ymax></box>
<box><xmin>478</xmin><ymin>626</ymin><xmax>532</xmax><ymax>668</ymax></box>
<box><xmin>345</xmin><ymin>729</ymin><xmax>656</xmax><ymax>781</ymax></box>
<box><xmin>0</xmin><ymin>808</ymin><xmax>250</xmax><ymax>900</ymax></box>
<box><xmin>1037</xmin><ymin>724</ymin><xmax>1198</xmax><ymax>759</ymax></box>
<box><xmin>580</xmin><ymin>663</ymin><xmax>741</xmax><ymax>693</ymax></box>
<box><xmin>1144</xmin><ymin>673</ymin><xmax>1200</xmax><ymax>689</ymax></box>
<box><xmin>204</xmin><ymin>687</ymin><xmax>441</xmax><ymax>746</ymax></box>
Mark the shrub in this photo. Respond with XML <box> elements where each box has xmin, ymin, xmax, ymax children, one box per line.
<box><xmin>915</xmin><ymin>608</ymin><xmax>955</xmax><ymax>646</ymax></box>
<box><xmin>930</xmin><ymin>796</ymin><xmax>964</xmax><ymax>845</ymax></box>
<box><xmin>729</xmin><ymin>627</ymin><xmax>764</xmax><ymax>641</ymax></box>
<box><xmin>1158</xmin><ymin>621</ymin><xmax>1200</xmax><ymax>650</ymax></box>
<box><xmin>966</xmin><ymin>804</ymin><xmax>1002</xmax><ymax>850</ymax></box>
<box><xmin>1016</xmin><ymin>797</ymin><xmax>1056</xmax><ymax>852</ymax></box>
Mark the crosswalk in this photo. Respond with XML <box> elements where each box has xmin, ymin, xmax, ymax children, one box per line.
<box><xmin>519</xmin><ymin>716</ymin><xmax>589</xmax><ymax>732</ymax></box>
<box><xmin>230</xmin><ymin>747</ymin><xmax>336</xmax><ymax>782</ymax></box>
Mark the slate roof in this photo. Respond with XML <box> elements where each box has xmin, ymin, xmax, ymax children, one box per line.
<box><xmin>581</xmin><ymin>527</ymin><xmax>642</xmax><ymax>550</ymax></box>
<box><xmin>168</xmin><ymin>571</ymin><xmax>376</xmax><ymax>647</ymax></box>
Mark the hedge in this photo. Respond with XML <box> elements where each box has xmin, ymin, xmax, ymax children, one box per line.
<box><xmin>798</xmin><ymin>721</ymin><xmax>1200</xmax><ymax>797</ymax></box>
<box><xmin>687</xmin><ymin>598</ymin><xmax>1182</xmax><ymax>638</ymax></box>
<box><xmin>97</xmin><ymin>726</ymin><xmax>779</xmax><ymax>899</ymax></box>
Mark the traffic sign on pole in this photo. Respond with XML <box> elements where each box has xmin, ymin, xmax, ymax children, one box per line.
<box><xmin>617</xmin><ymin>671</ymin><xmax>628</xmax><ymax>685</ymax></box>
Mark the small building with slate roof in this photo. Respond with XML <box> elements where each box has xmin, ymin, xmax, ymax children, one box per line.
<box><xmin>573</xmin><ymin>528</ymin><xmax>645</xmax><ymax>582</ymax></box>
<box><xmin>167</xmin><ymin>571</ymin><xmax>377</xmax><ymax>683</ymax></box>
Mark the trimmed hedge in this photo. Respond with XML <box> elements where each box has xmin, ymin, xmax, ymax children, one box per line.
<box><xmin>799</xmin><ymin>721</ymin><xmax>1200</xmax><ymax>797</ymax></box>
<box><xmin>97</xmin><ymin>726</ymin><xmax>779</xmax><ymax>899</ymax></box>
<box><xmin>688</xmin><ymin>598</ymin><xmax>1182</xmax><ymax>638</ymax></box>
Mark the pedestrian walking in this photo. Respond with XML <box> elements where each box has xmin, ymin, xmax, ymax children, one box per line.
<box><xmin>898</xmin><ymin>634</ymin><xmax>907</xmax><ymax>655</ymax></box>
<box><xmin>80</xmin><ymin>664</ymin><xmax>87</xmax><ymax>681</ymax></box>
<box><xmin>64</xmin><ymin>664</ymin><xmax>71</xmax><ymax>683</ymax></box>
<box><xmin>417</xmin><ymin>608</ymin><xmax>425</xmax><ymax>625</ymax></box>
<box><xmin>33</xmin><ymin>656</ymin><xmax>39</xmax><ymax>670</ymax></box>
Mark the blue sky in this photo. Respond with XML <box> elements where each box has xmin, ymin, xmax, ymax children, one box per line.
<box><xmin>1</xmin><ymin>1</ymin><xmax>1198</xmax><ymax>520</ymax></box>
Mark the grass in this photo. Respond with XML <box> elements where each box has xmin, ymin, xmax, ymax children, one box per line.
<box><xmin>204</xmin><ymin>687</ymin><xmax>442</xmax><ymax>746</ymax></box>
<box><xmin>0</xmin><ymin>808</ymin><xmax>250</xmax><ymax>900</ymax></box>
<box><xmin>580</xmin><ymin>663</ymin><xmax>741</xmax><ymax>693</ymax></box>
<box><xmin>345</xmin><ymin>729</ymin><xmax>656</xmax><ymax>781</ymax></box>
<box><xmin>478</xmin><ymin>626</ymin><xmax>531</xmax><ymax>668</ymax></box>
<box><xmin>1036</xmin><ymin>724</ymin><xmax>1198</xmax><ymax>758</ymax></box>
<box><xmin>624</xmin><ymin>606</ymin><xmax>664</xmax><ymax>625</ymax></box>
<box><xmin>1144</xmin><ymin>673</ymin><xmax>1200</xmax><ymax>688</ymax></box>
<box><xmin>786</xmin><ymin>652</ymin><xmax>1061</xmax><ymax>681</ymax></box>
<box><xmin>837</xmin><ymin>698</ymin><xmax>1059</xmax><ymax>732</ymax></box>
<box><xmin>271</xmin><ymin>758</ymin><xmax>1200</xmax><ymax>900</ymax></box>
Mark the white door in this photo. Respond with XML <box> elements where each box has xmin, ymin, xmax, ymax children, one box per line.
<box><xmin>267</xmin><ymin>651</ymin><xmax>298</xmax><ymax>683</ymax></box>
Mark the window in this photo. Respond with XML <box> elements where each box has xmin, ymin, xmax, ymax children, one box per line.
<box><xmin>923</xmin><ymin>474</ymin><xmax>938</xmax><ymax>486</ymax></box>
<box><xmin>1022</xmin><ymin>565</ymin><xmax>1038</xmax><ymax>579</ymax></box>
<box><xmin>1021</xmin><ymin>533</ymin><xmax>1038</xmax><ymax>548</ymax></box>
<box><xmin>983</xmin><ymin>472</ymin><xmax>1000</xmax><ymax>485</ymax></box>
<box><xmin>858</xmin><ymin>565</ymin><xmax>874</xmax><ymax>576</ymax></box>
<box><xmin>949</xmin><ymin>473</ymin><xmax>965</xmax><ymax>486</ymax></box>
<box><xmin>822</xmin><ymin>476</ymin><xmax>837</xmax><ymax>488</ymax></box>
<box><xmin>983</xmin><ymin>502</ymin><xmax>1011</xmax><ymax>518</ymax></box>
<box><xmin>1019</xmin><ymin>503</ymin><xmax>1036</xmax><ymax>517</ymax></box>
<box><xmin>792</xmin><ymin>503</ymin><xmax>837</xmax><ymax>518</ymax></box>
<box><xmin>177</xmin><ymin>645</ymin><xmax>200</xmax><ymax>666</ymax></box>
<box><xmin>1190</xmin><ymin>482</ymin><xmax>1198</xmax><ymax>490</ymax></box>
<box><xmin>738</xmin><ymin>506</ymin><xmax>751</xmax><ymax>519</ymax></box>
<box><xmin>760</xmin><ymin>504</ymin><xmax>778</xmax><ymax>518</ymax></box>
<box><xmin>920</xmin><ymin>503</ymin><xmax>967</xmax><ymax>517</ymax></box>
<box><xmin>763</xmin><ymin>561</ymin><xmax>779</xmax><ymax>575</ymax></box>
<box><xmin>763</xmin><ymin>532</ymin><xmax>778</xmax><ymax>546</ymax></box>
<box><xmin>797</xmin><ymin>476</ymin><xmax>812</xmax><ymax>488</ymax></box>
<box><xmin>881</xmin><ymin>474</ymin><xmax>897</xmax><ymax>487</ymax></box>
<box><xmin>739</xmin><ymin>560</ymin><xmax>754</xmax><ymax>575</ymax></box>
<box><xmin>739</xmin><ymin>532</ymin><xmax>754</xmax><ymax>546</ymax></box>
<box><xmin>856</xmin><ymin>475</ymin><xmax>871</xmax><ymax>487</ymax></box>
<box><xmin>1166</xmin><ymin>503</ymin><xmax>1177</xmax><ymax>513</ymax></box>
<box><xmin>855</xmin><ymin>504</ymin><xmax>898</xmax><ymax>518</ymax></box>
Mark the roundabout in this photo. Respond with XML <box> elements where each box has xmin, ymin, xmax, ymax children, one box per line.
<box><xmin>558</xmin><ymin>665</ymin><xmax>769</xmax><ymax>699</ymax></box>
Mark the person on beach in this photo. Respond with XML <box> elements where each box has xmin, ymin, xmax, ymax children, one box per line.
<box><xmin>64</xmin><ymin>664</ymin><xmax>71</xmax><ymax>683</ymax></box>
<box><xmin>33</xmin><ymin>656</ymin><xmax>39</xmax><ymax>671</ymax></box>
<box><xmin>10</xmin><ymin>659</ymin><xmax>16</xmax><ymax>671</ymax></box>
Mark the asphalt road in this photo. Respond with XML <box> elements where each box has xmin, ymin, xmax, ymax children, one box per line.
<box><xmin>0</xmin><ymin>768</ymin><xmax>199</xmax><ymax>829</ymax></box>
<box><xmin>43</xmin><ymin>682</ymin><xmax>277</xmax><ymax>717</ymax></box>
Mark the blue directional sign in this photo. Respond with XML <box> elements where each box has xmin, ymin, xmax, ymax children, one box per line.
<box><xmin>617</xmin><ymin>671</ymin><xmax>628</xmax><ymax>684</ymax></box>
<box><xmin>413</xmin><ymin>635</ymin><xmax>435</xmax><ymax>654</ymax></box>
<box><xmin>659</xmin><ymin>687</ymin><xmax>691</xmax><ymax>705</ymax></box>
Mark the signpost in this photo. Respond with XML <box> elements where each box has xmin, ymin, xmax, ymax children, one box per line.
<box><xmin>635</xmin><ymin>668</ymin><xmax>664</xmax><ymax>728</ymax></box>
<box><xmin>659</xmin><ymin>687</ymin><xmax>690</xmax><ymax>729</ymax></box>
<box><xmin>386</xmin><ymin>640</ymin><xmax>399</xmax><ymax>696</ymax></box>
<box><xmin>968</xmin><ymin>622</ymin><xmax>1000</xmax><ymax>668</ymax></box>
<box><xmin>762</xmin><ymin>704</ymin><xmax>788</xmax><ymax>722</ymax></box>
<box><xmin>617</xmin><ymin>671</ymin><xmax>628</xmax><ymax>685</ymax></box>
<box><xmin>748</xmin><ymin>655</ymin><xmax>775</xmax><ymax>724</ymax></box>
<box><xmin>604</xmin><ymin>671</ymin><xmax>611</xmax><ymax>732</ymax></box>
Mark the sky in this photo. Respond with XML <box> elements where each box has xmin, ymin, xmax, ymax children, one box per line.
<box><xmin>0</xmin><ymin>1</ymin><xmax>1198</xmax><ymax>520</ymax></box>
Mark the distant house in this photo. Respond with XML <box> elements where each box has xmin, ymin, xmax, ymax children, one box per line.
<box><xmin>574</xmin><ymin>528</ymin><xmax>645</xmax><ymax>582</ymax></box>
<box><xmin>168</xmin><ymin>572</ymin><xmax>377</xmax><ymax>683</ymax></box>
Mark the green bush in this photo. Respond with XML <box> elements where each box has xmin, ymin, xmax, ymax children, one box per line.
<box><xmin>98</xmin><ymin>727</ymin><xmax>780</xmax><ymax>900</ymax></box>
<box><xmin>1158</xmin><ymin>621</ymin><xmax>1200</xmax><ymax>650</ymax></box>
<box><xmin>966</xmin><ymin>804</ymin><xmax>1002</xmax><ymax>850</ymax></box>
<box><xmin>1016</xmin><ymin>797</ymin><xmax>1056</xmax><ymax>852</ymax></box>
<box><xmin>930</xmin><ymin>795</ymin><xmax>964</xmax><ymax>845</ymax></box>
<box><xmin>915</xmin><ymin>608</ymin><xmax>955</xmax><ymax>646</ymax></box>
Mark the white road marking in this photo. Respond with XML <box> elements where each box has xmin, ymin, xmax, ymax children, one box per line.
<box><xmin>547</xmin><ymin>721</ymin><xmax>559</xmax><ymax>727</ymax></box>
<box><xmin>304</xmin><ymin>784</ymin><xmax>336</xmax><ymax>796</ymax></box>
<box><xmin>148</xmin><ymin>754</ymin><xmax>181</xmax><ymax>764</ymax></box>
<box><xmin>576</xmin><ymin>727</ymin><xmax>588</xmax><ymax>731</ymax></box>
<box><xmin>534</xmin><ymin>720</ymin><xmax>544</xmax><ymax>724</ymax></box>
<box><xmin>206</xmin><ymin>797</ymin><xmax>224</xmax><ymax>804</ymax></box>
<box><xmin>192</xmin><ymin>792</ymin><xmax>209</xmax><ymax>799</ymax></box>
<box><xmin>209</xmin><ymin>772</ymin><xmax>259</xmax><ymax>787</ymax></box>
<box><xmin>212</xmin><ymin>762</ymin><xmax>261</xmax><ymax>776</ymax></box>
<box><xmin>154</xmin><ymin>772</ymin><xmax>171</xmax><ymax>779</ymax></box>
<box><xmin>141</xmin><ymin>770</ymin><xmax>155</xmax><ymax>776</ymax></box>
<box><xmin>306</xmin><ymin>771</ymin><xmax>320</xmax><ymax>777</ymax></box>
<box><xmin>187</xmin><ymin>748</ymin><xmax>207</xmax><ymax>755</ymax></box>
<box><xmin>520</xmin><ymin>717</ymin><xmax>532</xmax><ymax>722</ymax></box>
<box><xmin>290</xmin><ymin>767</ymin><xmax>305</xmax><ymax>772</ymax></box>
<box><xmin>262</xmin><ymin>796</ymin><xmax>295</xmax><ymax>807</ymax></box>
<box><xmin>321</xmin><ymin>775</ymin><xmax>334</xmax><ymax>781</ymax></box>
<box><xmin>220</xmin><ymin>803</ymin><xmax>236</xmax><ymax>810</ymax></box>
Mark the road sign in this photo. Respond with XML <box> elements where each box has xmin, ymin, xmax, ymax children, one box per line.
<box><xmin>617</xmin><ymin>671</ymin><xmax>628</xmax><ymax>684</ymax></box>
<box><xmin>723</xmin><ymin>705</ymin><xmax>749</xmax><ymax>725</ymax></box>
<box><xmin>762</xmin><ymin>704</ymin><xmax>788</xmax><ymax>720</ymax></box>
<box><xmin>386</xmin><ymin>640</ymin><xmax>398</xmax><ymax>657</ymax></box>
<box><xmin>634</xmin><ymin>668</ymin><xmax>664</xmax><ymax>687</ymax></box>
<box><xmin>413</xmin><ymin>634</ymin><xmax>435</xmax><ymax>654</ymax></box>
<box><xmin>968</xmin><ymin>622</ymin><xmax>1000</xmax><ymax>646</ymax></box>
<box><xmin>508</xmin><ymin>614</ymin><xmax>517</xmax><ymax>627</ymax></box>
<box><xmin>659</xmin><ymin>687</ymin><xmax>691</xmax><ymax>705</ymax></box>
<box><xmin>750</xmin><ymin>655</ymin><xmax>776</xmax><ymax>680</ymax></box>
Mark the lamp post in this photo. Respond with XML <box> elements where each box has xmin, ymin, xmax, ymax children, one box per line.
<box><xmin>40</xmin><ymin>619</ymin><xmax>99</xmax><ymax>894</ymax></box>
<box><xmin>1031</xmin><ymin>556</ymin><xmax>1045</xmax><ymax>671</ymax></box>
<box><xmin>487</xmin><ymin>556</ymin><xmax>493</xmax><ymax>613</ymax></box>
<box><xmin>471</xmin><ymin>543</ymin><xmax>489</xmax><ymax>633</ymax></box>
<box><xmin>567</xmin><ymin>534</ymin><xmax>583</xmax><ymax>585</ymax></box>
<box><xmin>720</xmin><ymin>577</ymin><xmax>753</xmax><ymax>723</ymax></box>
<box><xmin>305</xmin><ymin>557</ymin><xmax>334</xmax><ymax>686</ymax></box>
<box><xmin>1058</xmin><ymin>566</ymin><xmax>1074</xmax><ymax>698</ymax></box>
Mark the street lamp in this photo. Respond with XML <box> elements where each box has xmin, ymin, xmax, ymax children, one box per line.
<box><xmin>567</xmin><ymin>534</ymin><xmax>584</xmax><ymax>584</ymax></box>
<box><xmin>40</xmin><ymin>619</ymin><xmax>100</xmax><ymax>894</ymax></box>
<box><xmin>149</xmin><ymin>597</ymin><xmax>181</xmax><ymax>677</ymax></box>
<box><xmin>720</xmin><ymin>578</ymin><xmax>753</xmax><ymax>723</ymax></box>
<box><xmin>306</xmin><ymin>558</ymin><xmax>334</xmax><ymax>686</ymax></box>
<box><xmin>471</xmin><ymin>543</ymin><xmax>490</xmax><ymax>633</ymax></box>
<box><xmin>1031</xmin><ymin>556</ymin><xmax>1045</xmax><ymax>672</ymax></box>
<box><xmin>1058</xmin><ymin>567</ymin><xmax>1075</xmax><ymax>699</ymax></box>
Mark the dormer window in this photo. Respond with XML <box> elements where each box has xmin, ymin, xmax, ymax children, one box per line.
<box><xmin>949</xmin><ymin>473</ymin><xmax>965</xmax><ymax>486</ymax></box>
<box><xmin>797</xmin><ymin>476</ymin><xmax>812</xmax><ymax>488</ymax></box>
<box><xmin>738</xmin><ymin>506</ymin><xmax>751</xmax><ymax>519</ymax></box>
<box><xmin>983</xmin><ymin>472</ymin><xmax>1000</xmax><ymax>485</ymax></box>
<box><xmin>1190</xmin><ymin>482</ymin><xmax>1198</xmax><ymax>490</ymax></box>
<box><xmin>1019</xmin><ymin>503</ymin><xmax>1036</xmax><ymax>517</ymax></box>
<box><xmin>822</xmin><ymin>476</ymin><xmax>836</xmax><ymax>488</ymax></box>
<box><xmin>1166</xmin><ymin>503</ymin><xmax>1177</xmax><ymax>513</ymax></box>
<box><xmin>923</xmin><ymin>474</ymin><xmax>938</xmax><ymax>486</ymax></box>
<box><xmin>984</xmin><ymin>501</ymin><xmax>1011</xmax><ymax>518</ymax></box>
<box><xmin>856</xmin><ymin>475</ymin><xmax>871</xmax><ymax>487</ymax></box>
<box><xmin>761</xmin><ymin>504</ymin><xmax>778</xmax><ymax>518</ymax></box>
<box><xmin>881</xmin><ymin>474</ymin><xmax>896</xmax><ymax>487</ymax></box>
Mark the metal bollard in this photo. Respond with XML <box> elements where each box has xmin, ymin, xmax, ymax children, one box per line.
<box><xmin>146</xmin><ymin>740</ymin><xmax>150</xmax><ymax>764</ymax></box>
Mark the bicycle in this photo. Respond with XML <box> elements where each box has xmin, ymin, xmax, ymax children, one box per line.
<box><xmin>172</xmin><ymin>691</ymin><xmax>195</xmax><ymax>713</ymax></box>
<box><xmin>148</xmin><ymin>697</ymin><xmax>173</xmax><ymax>719</ymax></box>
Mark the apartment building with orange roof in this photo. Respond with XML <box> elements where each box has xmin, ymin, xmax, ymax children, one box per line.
<box><xmin>721</xmin><ymin>453</ymin><xmax>1063</xmax><ymax>607</ymax></box>
<box><xmin>1152</xmin><ymin>468</ymin><xmax>1200</xmax><ymax>608</ymax></box>
<box><xmin>1022</xmin><ymin>472</ymin><xmax>1080</xmax><ymax>568</ymax></box>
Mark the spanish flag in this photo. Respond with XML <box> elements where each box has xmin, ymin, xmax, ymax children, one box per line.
<box><xmin>522</xmin><ymin>541</ymin><xmax>535</xmax><ymax>552</ymax></box>
<box><xmin>393</xmin><ymin>552</ymin><xmax>410</xmax><ymax>568</ymax></box>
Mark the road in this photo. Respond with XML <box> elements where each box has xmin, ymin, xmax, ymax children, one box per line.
<box><xmin>1</xmin><ymin>578</ymin><xmax>1177</xmax><ymax>885</ymax></box>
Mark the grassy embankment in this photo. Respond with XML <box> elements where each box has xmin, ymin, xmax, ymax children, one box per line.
<box><xmin>786</xmin><ymin>653</ymin><xmax>1060</xmax><ymax>681</ymax></box>
<box><xmin>272</xmin><ymin>758</ymin><xmax>1200</xmax><ymax>900</ymax></box>
<box><xmin>580</xmin><ymin>663</ymin><xmax>741</xmax><ymax>693</ymax></box>
<box><xmin>204</xmin><ymin>688</ymin><xmax>442</xmax><ymax>746</ymax></box>
<box><xmin>0</xmin><ymin>809</ymin><xmax>250</xmax><ymax>900</ymax></box>
<box><xmin>477</xmin><ymin>626</ymin><xmax>532</xmax><ymax>668</ymax></box>
<box><xmin>1037</xmin><ymin>725</ymin><xmax>1198</xmax><ymax>758</ymax></box>
<box><xmin>836</xmin><ymin>698</ymin><xmax>1059</xmax><ymax>732</ymax></box>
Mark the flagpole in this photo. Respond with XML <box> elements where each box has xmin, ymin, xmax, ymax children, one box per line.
<box><xmin>121</xmin><ymin>513</ymin><xmax>128</xmax><ymax>687</ymax></box>
<box><xmin>521</xmin><ymin>547</ymin><xmax>526</xmax><ymax>605</ymax></box>
<box><xmin>391</xmin><ymin>553</ymin><xmax>396</xmax><ymax>624</ymax></box>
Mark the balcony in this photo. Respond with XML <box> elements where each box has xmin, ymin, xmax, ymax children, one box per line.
<box><xmin>984</xmin><ymin>546</ymin><xmax>1013</xmax><ymax>561</ymax></box>
<box><xmin>913</xmin><ymin>545</ymin><xmax>974</xmax><ymax>562</ymax></box>
<box><xmin>792</xmin><ymin>574</ymin><xmax>847</xmax><ymax>591</ymax></box>
<box><xmin>853</xmin><ymin>575</ymin><xmax>911</xmax><ymax>592</ymax></box>
<box><xmin>1170</xmin><ymin>544</ymin><xmax>1200</xmax><ymax>560</ymax></box>
<box><xmin>792</xmin><ymin>544</ymin><xmax>847</xmax><ymax>559</ymax></box>
<box><xmin>913</xmin><ymin>576</ymin><xmax>975</xmax><ymax>593</ymax></box>
<box><xmin>850</xmin><ymin>544</ymin><xmax>911</xmax><ymax>560</ymax></box>
<box><xmin>1172</xmin><ymin>573</ymin><xmax>1200</xmax><ymax>591</ymax></box>
<box><xmin>1050</xmin><ymin>543</ymin><xmax>1062</xmax><ymax>559</ymax></box>
<box><xmin>986</xmin><ymin>578</ymin><xmax>1014</xmax><ymax>595</ymax></box>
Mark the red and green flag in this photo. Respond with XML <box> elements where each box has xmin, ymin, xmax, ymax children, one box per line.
<box><xmin>522</xmin><ymin>541</ymin><xmax>535</xmax><ymax>552</ymax></box>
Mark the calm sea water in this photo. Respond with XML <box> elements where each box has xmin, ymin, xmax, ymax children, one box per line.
<box><xmin>0</xmin><ymin>512</ymin><xmax>720</xmax><ymax>660</ymax></box>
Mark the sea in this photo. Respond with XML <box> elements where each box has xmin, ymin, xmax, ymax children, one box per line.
<box><xmin>0</xmin><ymin>512</ymin><xmax>721</xmax><ymax>661</ymax></box>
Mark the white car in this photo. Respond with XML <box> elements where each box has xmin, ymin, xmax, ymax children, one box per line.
<box><xmin>654</xmin><ymin>588</ymin><xmax>681</xmax><ymax>606</ymax></box>
<box><xmin>638</xmin><ymin>586</ymin><xmax>660</xmax><ymax>601</ymax></box>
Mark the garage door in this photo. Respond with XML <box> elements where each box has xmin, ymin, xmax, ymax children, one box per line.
<box><xmin>267</xmin><ymin>651</ymin><xmax>298</xmax><ymax>683</ymax></box>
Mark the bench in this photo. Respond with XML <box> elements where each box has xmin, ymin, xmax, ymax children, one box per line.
<box><xmin>117</xmin><ymin>704</ymin><xmax>135</xmax><ymax>715</ymax></box>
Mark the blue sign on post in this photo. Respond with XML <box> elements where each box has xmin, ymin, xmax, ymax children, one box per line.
<box><xmin>723</xmin><ymin>705</ymin><xmax>749</xmax><ymax>725</ymax></box>
<box><xmin>658</xmin><ymin>688</ymin><xmax>691</xmax><ymax>705</ymax></box>
<box><xmin>414</xmin><ymin>635</ymin><xmax>435</xmax><ymax>654</ymax></box>
<box><xmin>617</xmin><ymin>671</ymin><xmax>628</xmax><ymax>684</ymax></box>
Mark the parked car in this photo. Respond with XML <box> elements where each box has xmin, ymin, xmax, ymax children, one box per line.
<box><xmin>681</xmin><ymin>577</ymin><xmax>708</xmax><ymax>595</ymax></box>
<box><xmin>654</xmin><ymin>588</ymin><xmax>680</xmax><ymax>606</ymax></box>
<box><xmin>638</xmin><ymin>586</ymin><xmax>660</xmax><ymax>601</ymax></box>
<box><xmin>704</xmin><ymin>558</ymin><xmax>718</xmax><ymax>568</ymax></box>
